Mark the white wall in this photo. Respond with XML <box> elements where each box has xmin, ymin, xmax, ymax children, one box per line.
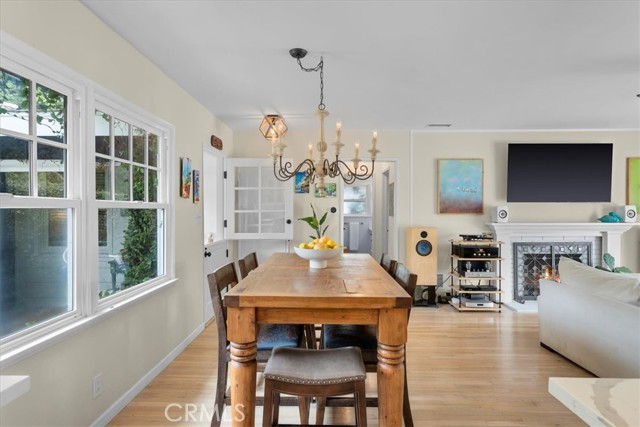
<box><xmin>410</xmin><ymin>131</ymin><xmax>640</xmax><ymax>274</ymax></box>
<box><xmin>0</xmin><ymin>1</ymin><xmax>232</xmax><ymax>425</ymax></box>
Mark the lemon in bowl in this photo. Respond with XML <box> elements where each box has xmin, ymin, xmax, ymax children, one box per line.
<box><xmin>293</xmin><ymin>243</ymin><xmax>343</xmax><ymax>269</ymax></box>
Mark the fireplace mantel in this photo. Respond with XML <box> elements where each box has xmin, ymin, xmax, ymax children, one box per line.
<box><xmin>488</xmin><ymin>222</ymin><xmax>634</xmax><ymax>236</ymax></box>
<box><xmin>488</xmin><ymin>222</ymin><xmax>634</xmax><ymax>262</ymax></box>
<box><xmin>486</xmin><ymin>222</ymin><xmax>635</xmax><ymax>304</ymax></box>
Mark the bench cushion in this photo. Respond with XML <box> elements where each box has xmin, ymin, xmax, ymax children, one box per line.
<box><xmin>264</xmin><ymin>347</ymin><xmax>366</xmax><ymax>384</ymax></box>
<box><xmin>257</xmin><ymin>324</ymin><xmax>304</xmax><ymax>350</ymax></box>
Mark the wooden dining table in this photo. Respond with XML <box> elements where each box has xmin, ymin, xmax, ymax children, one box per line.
<box><xmin>223</xmin><ymin>252</ymin><xmax>412</xmax><ymax>427</ymax></box>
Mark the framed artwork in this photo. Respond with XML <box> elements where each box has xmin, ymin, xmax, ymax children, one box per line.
<box><xmin>192</xmin><ymin>169</ymin><xmax>200</xmax><ymax>203</ymax></box>
<box><xmin>210</xmin><ymin>134</ymin><xmax>223</xmax><ymax>150</ymax></box>
<box><xmin>314</xmin><ymin>182</ymin><xmax>337</xmax><ymax>198</ymax></box>
<box><xmin>294</xmin><ymin>172</ymin><xmax>310</xmax><ymax>194</ymax></box>
<box><xmin>627</xmin><ymin>157</ymin><xmax>640</xmax><ymax>211</ymax></box>
<box><xmin>180</xmin><ymin>157</ymin><xmax>192</xmax><ymax>198</ymax></box>
<box><xmin>438</xmin><ymin>159</ymin><xmax>483</xmax><ymax>214</ymax></box>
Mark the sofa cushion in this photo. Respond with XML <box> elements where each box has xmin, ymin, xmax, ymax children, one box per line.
<box><xmin>558</xmin><ymin>257</ymin><xmax>640</xmax><ymax>303</ymax></box>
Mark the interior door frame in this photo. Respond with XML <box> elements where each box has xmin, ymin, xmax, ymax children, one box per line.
<box><xmin>338</xmin><ymin>159</ymin><xmax>398</xmax><ymax>260</ymax></box>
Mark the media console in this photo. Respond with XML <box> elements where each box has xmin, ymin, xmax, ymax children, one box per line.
<box><xmin>449</xmin><ymin>239</ymin><xmax>504</xmax><ymax>312</ymax></box>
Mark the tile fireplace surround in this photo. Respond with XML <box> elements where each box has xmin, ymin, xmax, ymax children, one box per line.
<box><xmin>487</xmin><ymin>222</ymin><xmax>635</xmax><ymax>304</ymax></box>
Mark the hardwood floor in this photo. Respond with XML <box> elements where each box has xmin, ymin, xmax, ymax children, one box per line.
<box><xmin>109</xmin><ymin>305</ymin><xmax>591</xmax><ymax>426</ymax></box>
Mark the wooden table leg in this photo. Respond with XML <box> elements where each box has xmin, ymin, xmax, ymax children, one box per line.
<box><xmin>227</xmin><ymin>307</ymin><xmax>257</xmax><ymax>427</ymax></box>
<box><xmin>377</xmin><ymin>308</ymin><xmax>408</xmax><ymax>427</ymax></box>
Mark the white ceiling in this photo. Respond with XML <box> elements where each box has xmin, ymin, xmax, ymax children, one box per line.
<box><xmin>81</xmin><ymin>0</ymin><xmax>640</xmax><ymax>132</ymax></box>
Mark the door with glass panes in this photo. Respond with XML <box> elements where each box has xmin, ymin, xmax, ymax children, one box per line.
<box><xmin>224</xmin><ymin>158</ymin><xmax>293</xmax><ymax>240</ymax></box>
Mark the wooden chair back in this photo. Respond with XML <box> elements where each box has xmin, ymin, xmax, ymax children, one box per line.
<box><xmin>393</xmin><ymin>262</ymin><xmax>417</xmax><ymax>317</ymax></box>
<box><xmin>380</xmin><ymin>253</ymin><xmax>397</xmax><ymax>276</ymax></box>
<box><xmin>207</xmin><ymin>262</ymin><xmax>239</xmax><ymax>346</ymax></box>
<box><xmin>238</xmin><ymin>252</ymin><xmax>259</xmax><ymax>279</ymax></box>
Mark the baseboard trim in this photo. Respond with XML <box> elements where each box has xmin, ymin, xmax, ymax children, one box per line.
<box><xmin>90</xmin><ymin>322</ymin><xmax>206</xmax><ymax>427</ymax></box>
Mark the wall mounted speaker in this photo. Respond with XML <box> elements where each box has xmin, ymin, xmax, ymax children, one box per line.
<box><xmin>618</xmin><ymin>205</ymin><xmax>637</xmax><ymax>223</ymax></box>
<box><xmin>492</xmin><ymin>206</ymin><xmax>509</xmax><ymax>223</ymax></box>
<box><xmin>406</xmin><ymin>227</ymin><xmax>438</xmax><ymax>286</ymax></box>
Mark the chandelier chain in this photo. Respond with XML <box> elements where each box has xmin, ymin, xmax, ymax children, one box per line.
<box><xmin>296</xmin><ymin>56</ymin><xmax>325</xmax><ymax>110</ymax></box>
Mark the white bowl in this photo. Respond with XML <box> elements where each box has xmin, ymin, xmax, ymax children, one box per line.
<box><xmin>293</xmin><ymin>246</ymin><xmax>343</xmax><ymax>269</ymax></box>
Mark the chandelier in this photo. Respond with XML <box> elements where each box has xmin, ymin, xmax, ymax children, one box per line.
<box><xmin>266</xmin><ymin>48</ymin><xmax>379</xmax><ymax>196</ymax></box>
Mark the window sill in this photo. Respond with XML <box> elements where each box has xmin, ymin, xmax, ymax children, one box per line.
<box><xmin>0</xmin><ymin>278</ymin><xmax>178</xmax><ymax>370</ymax></box>
<box><xmin>0</xmin><ymin>375</ymin><xmax>30</xmax><ymax>407</ymax></box>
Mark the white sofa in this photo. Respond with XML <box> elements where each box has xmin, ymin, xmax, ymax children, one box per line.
<box><xmin>538</xmin><ymin>257</ymin><xmax>640</xmax><ymax>378</ymax></box>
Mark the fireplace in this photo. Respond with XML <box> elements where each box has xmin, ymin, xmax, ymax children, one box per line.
<box><xmin>487</xmin><ymin>222</ymin><xmax>634</xmax><ymax>306</ymax></box>
<box><xmin>513</xmin><ymin>242</ymin><xmax>591</xmax><ymax>302</ymax></box>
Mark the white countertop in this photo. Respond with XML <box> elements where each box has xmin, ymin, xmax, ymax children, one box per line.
<box><xmin>0</xmin><ymin>375</ymin><xmax>30</xmax><ymax>407</ymax></box>
<box><xmin>549</xmin><ymin>377</ymin><xmax>639</xmax><ymax>427</ymax></box>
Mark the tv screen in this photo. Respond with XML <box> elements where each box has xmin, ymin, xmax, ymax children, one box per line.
<box><xmin>507</xmin><ymin>143</ymin><xmax>613</xmax><ymax>202</ymax></box>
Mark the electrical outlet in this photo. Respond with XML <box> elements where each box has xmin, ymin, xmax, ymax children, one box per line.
<box><xmin>93</xmin><ymin>373</ymin><xmax>103</xmax><ymax>399</ymax></box>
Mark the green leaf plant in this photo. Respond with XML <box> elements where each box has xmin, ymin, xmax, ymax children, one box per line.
<box><xmin>298</xmin><ymin>203</ymin><xmax>329</xmax><ymax>241</ymax></box>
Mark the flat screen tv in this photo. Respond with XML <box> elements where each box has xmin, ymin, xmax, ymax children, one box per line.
<box><xmin>507</xmin><ymin>143</ymin><xmax>613</xmax><ymax>202</ymax></box>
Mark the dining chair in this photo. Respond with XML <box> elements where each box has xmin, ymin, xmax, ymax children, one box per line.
<box><xmin>380</xmin><ymin>253</ymin><xmax>397</xmax><ymax>276</ymax></box>
<box><xmin>262</xmin><ymin>346</ymin><xmax>368</xmax><ymax>427</ymax></box>
<box><xmin>237</xmin><ymin>252</ymin><xmax>317</xmax><ymax>350</ymax></box>
<box><xmin>207</xmin><ymin>263</ymin><xmax>308</xmax><ymax>427</ymax></box>
<box><xmin>318</xmin><ymin>262</ymin><xmax>417</xmax><ymax>426</ymax></box>
<box><xmin>238</xmin><ymin>251</ymin><xmax>259</xmax><ymax>279</ymax></box>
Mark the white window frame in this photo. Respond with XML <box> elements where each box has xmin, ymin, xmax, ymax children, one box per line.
<box><xmin>0</xmin><ymin>32</ymin><xmax>176</xmax><ymax>368</ymax></box>
<box><xmin>343</xmin><ymin>182</ymin><xmax>372</xmax><ymax>217</ymax></box>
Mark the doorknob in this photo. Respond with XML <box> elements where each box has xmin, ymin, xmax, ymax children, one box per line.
<box><xmin>204</xmin><ymin>250</ymin><xmax>212</xmax><ymax>258</ymax></box>
<box><xmin>286</xmin><ymin>219</ymin><xmax>292</xmax><ymax>224</ymax></box>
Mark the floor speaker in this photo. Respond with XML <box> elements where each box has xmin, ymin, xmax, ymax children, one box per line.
<box><xmin>406</xmin><ymin>227</ymin><xmax>438</xmax><ymax>286</ymax></box>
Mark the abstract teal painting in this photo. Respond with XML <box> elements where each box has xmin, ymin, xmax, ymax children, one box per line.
<box><xmin>438</xmin><ymin>159</ymin><xmax>483</xmax><ymax>214</ymax></box>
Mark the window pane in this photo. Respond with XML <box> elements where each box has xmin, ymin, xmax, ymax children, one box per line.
<box><xmin>95</xmin><ymin>110</ymin><xmax>110</xmax><ymax>155</ymax></box>
<box><xmin>0</xmin><ymin>68</ymin><xmax>30</xmax><ymax>135</ymax></box>
<box><xmin>344</xmin><ymin>186</ymin><xmax>366</xmax><ymax>201</ymax></box>
<box><xmin>262</xmin><ymin>212</ymin><xmax>284</xmax><ymax>233</ymax></box>
<box><xmin>113</xmin><ymin>118</ymin><xmax>129</xmax><ymax>160</ymax></box>
<box><xmin>234</xmin><ymin>212</ymin><xmax>259</xmax><ymax>234</ymax></box>
<box><xmin>96</xmin><ymin>157</ymin><xmax>111</xmax><ymax>200</ymax></box>
<box><xmin>98</xmin><ymin>209</ymin><xmax>107</xmax><ymax>246</ymax></box>
<box><xmin>98</xmin><ymin>208</ymin><xmax>162</xmax><ymax>299</ymax></box>
<box><xmin>262</xmin><ymin>189</ymin><xmax>284</xmax><ymax>211</ymax></box>
<box><xmin>235</xmin><ymin>189</ymin><xmax>259</xmax><ymax>210</ymax></box>
<box><xmin>36</xmin><ymin>84</ymin><xmax>66</xmax><ymax>143</ymax></box>
<box><xmin>235</xmin><ymin>167</ymin><xmax>258</xmax><ymax>187</ymax></box>
<box><xmin>95</xmin><ymin>157</ymin><xmax>111</xmax><ymax>200</ymax></box>
<box><xmin>148</xmin><ymin>133</ymin><xmax>158</xmax><ymax>167</ymax></box>
<box><xmin>0</xmin><ymin>208</ymin><xmax>73</xmax><ymax>339</ymax></box>
<box><xmin>261</xmin><ymin>166</ymin><xmax>284</xmax><ymax>188</ymax></box>
<box><xmin>344</xmin><ymin>201</ymin><xmax>367</xmax><ymax>215</ymax></box>
<box><xmin>149</xmin><ymin>169</ymin><xmax>158</xmax><ymax>202</ymax></box>
<box><xmin>114</xmin><ymin>162</ymin><xmax>130</xmax><ymax>201</ymax></box>
<box><xmin>132</xmin><ymin>126</ymin><xmax>145</xmax><ymax>164</ymax></box>
<box><xmin>0</xmin><ymin>134</ymin><xmax>30</xmax><ymax>196</ymax></box>
<box><xmin>132</xmin><ymin>165</ymin><xmax>145</xmax><ymax>201</ymax></box>
<box><xmin>37</xmin><ymin>143</ymin><xmax>66</xmax><ymax>197</ymax></box>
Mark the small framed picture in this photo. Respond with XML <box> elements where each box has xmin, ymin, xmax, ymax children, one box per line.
<box><xmin>295</xmin><ymin>172</ymin><xmax>310</xmax><ymax>194</ymax></box>
<box><xmin>192</xmin><ymin>169</ymin><xmax>200</xmax><ymax>203</ymax></box>
<box><xmin>180</xmin><ymin>157</ymin><xmax>192</xmax><ymax>198</ymax></box>
<box><xmin>315</xmin><ymin>182</ymin><xmax>337</xmax><ymax>198</ymax></box>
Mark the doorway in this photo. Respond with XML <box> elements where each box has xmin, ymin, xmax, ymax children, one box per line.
<box><xmin>202</xmin><ymin>146</ymin><xmax>229</xmax><ymax>322</ymax></box>
<box><xmin>341</xmin><ymin>161</ymin><xmax>397</xmax><ymax>260</ymax></box>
